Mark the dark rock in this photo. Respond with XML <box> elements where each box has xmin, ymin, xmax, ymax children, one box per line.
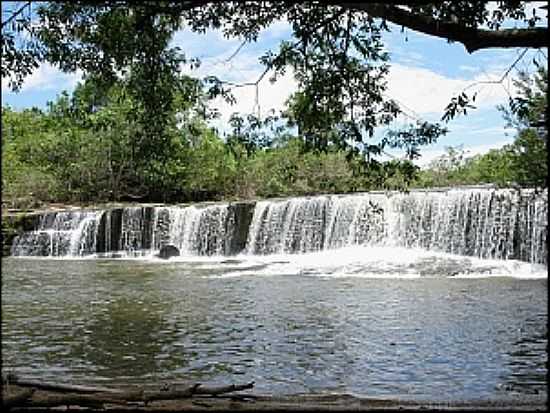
<box><xmin>226</xmin><ymin>201</ymin><xmax>256</xmax><ymax>255</ymax></box>
<box><xmin>158</xmin><ymin>244</ymin><xmax>180</xmax><ymax>259</ymax></box>
<box><xmin>96</xmin><ymin>208</ymin><xmax>123</xmax><ymax>253</ymax></box>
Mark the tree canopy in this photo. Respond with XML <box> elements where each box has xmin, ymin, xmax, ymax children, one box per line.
<box><xmin>418</xmin><ymin>64</ymin><xmax>547</xmax><ymax>188</ymax></box>
<box><xmin>3</xmin><ymin>2</ymin><xmax>547</xmax><ymax>153</ymax></box>
<box><xmin>1</xmin><ymin>1</ymin><xmax>548</xmax><ymax>205</ymax></box>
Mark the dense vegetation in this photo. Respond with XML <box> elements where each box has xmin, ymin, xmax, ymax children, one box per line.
<box><xmin>1</xmin><ymin>2</ymin><xmax>547</xmax><ymax>208</ymax></box>
<box><xmin>2</xmin><ymin>65</ymin><xmax>546</xmax><ymax>209</ymax></box>
<box><xmin>415</xmin><ymin>65</ymin><xmax>547</xmax><ymax>189</ymax></box>
<box><xmin>1</xmin><ymin>77</ymin><xmax>419</xmax><ymax>207</ymax></box>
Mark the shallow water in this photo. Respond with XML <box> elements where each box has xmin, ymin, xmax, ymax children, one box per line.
<box><xmin>1</xmin><ymin>246</ymin><xmax>547</xmax><ymax>402</ymax></box>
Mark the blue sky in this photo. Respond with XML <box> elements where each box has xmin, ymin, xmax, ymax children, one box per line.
<box><xmin>2</xmin><ymin>4</ymin><xmax>547</xmax><ymax>167</ymax></box>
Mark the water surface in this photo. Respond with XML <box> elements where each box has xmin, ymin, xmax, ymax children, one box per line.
<box><xmin>2</xmin><ymin>248</ymin><xmax>547</xmax><ymax>402</ymax></box>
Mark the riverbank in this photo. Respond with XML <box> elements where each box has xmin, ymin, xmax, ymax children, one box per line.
<box><xmin>3</xmin><ymin>384</ymin><xmax>547</xmax><ymax>411</ymax></box>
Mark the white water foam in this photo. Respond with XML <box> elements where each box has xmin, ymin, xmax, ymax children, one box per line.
<box><xmin>10</xmin><ymin>243</ymin><xmax>546</xmax><ymax>279</ymax></box>
<box><xmin>130</xmin><ymin>245</ymin><xmax>547</xmax><ymax>279</ymax></box>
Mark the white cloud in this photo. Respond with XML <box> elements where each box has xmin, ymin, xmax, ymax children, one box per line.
<box><xmin>467</xmin><ymin>125</ymin><xmax>508</xmax><ymax>136</ymax></box>
<box><xmin>203</xmin><ymin>59</ymin><xmax>516</xmax><ymax>135</ymax></box>
<box><xmin>386</xmin><ymin>63</ymin><xmax>514</xmax><ymax>115</ymax></box>
<box><xmin>458</xmin><ymin>65</ymin><xmax>479</xmax><ymax>73</ymax></box>
<box><xmin>2</xmin><ymin>63</ymin><xmax>83</xmax><ymax>93</ymax></box>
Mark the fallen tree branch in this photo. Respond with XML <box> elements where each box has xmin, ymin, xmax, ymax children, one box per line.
<box><xmin>2</xmin><ymin>380</ymin><xmax>256</xmax><ymax>409</ymax></box>
<box><xmin>3</xmin><ymin>374</ymin><xmax>123</xmax><ymax>394</ymax></box>
<box><xmin>143</xmin><ymin>384</ymin><xmax>201</xmax><ymax>403</ymax></box>
<box><xmin>194</xmin><ymin>381</ymin><xmax>255</xmax><ymax>395</ymax></box>
<box><xmin>11</xmin><ymin>386</ymin><xmax>195</xmax><ymax>408</ymax></box>
<box><xmin>18</xmin><ymin>391</ymin><xmax>143</xmax><ymax>409</ymax></box>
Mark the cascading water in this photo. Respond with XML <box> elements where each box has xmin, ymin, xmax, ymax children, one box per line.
<box><xmin>11</xmin><ymin>210</ymin><xmax>103</xmax><ymax>257</ymax></box>
<box><xmin>11</xmin><ymin>204</ymin><xmax>239</xmax><ymax>258</ymax></box>
<box><xmin>152</xmin><ymin>205</ymin><xmax>234</xmax><ymax>255</ymax></box>
<box><xmin>245</xmin><ymin>187</ymin><xmax>547</xmax><ymax>265</ymax></box>
<box><xmin>8</xmin><ymin>187</ymin><xmax>548</xmax><ymax>265</ymax></box>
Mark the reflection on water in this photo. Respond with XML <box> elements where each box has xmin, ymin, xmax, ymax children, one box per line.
<box><xmin>1</xmin><ymin>255</ymin><xmax>547</xmax><ymax>401</ymax></box>
<box><xmin>499</xmin><ymin>312</ymin><xmax>547</xmax><ymax>395</ymax></box>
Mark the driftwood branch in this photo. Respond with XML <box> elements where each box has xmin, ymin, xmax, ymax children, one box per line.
<box><xmin>18</xmin><ymin>391</ymin><xmax>143</xmax><ymax>409</ymax></box>
<box><xmin>2</xmin><ymin>377</ymin><xmax>256</xmax><ymax>409</ymax></box>
<box><xmin>3</xmin><ymin>375</ymin><xmax>123</xmax><ymax>394</ymax></box>
<box><xmin>194</xmin><ymin>381</ymin><xmax>255</xmax><ymax>395</ymax></box>
<box><xmin>143</xmin><ymin>384</ymin><xmax>201</xmax><ymax>403</ymax></box>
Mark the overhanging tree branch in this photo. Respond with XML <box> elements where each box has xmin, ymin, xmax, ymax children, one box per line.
<box><xmin>100</xmin><ymin>2</ymin><xmax>548</xmax><ymax>53</ymax></box>
<box><xmin>1</xmin><ymin>1</ymin><xmax>32</xmax><ymax>29</ymax></box>
<box><xmin>441</xmin><ymin>48</ymin><xmax>532</xmax><ymax>122</ymax></box>
<box><xmin>320</xmin><ymin>2</ymin><xmax>548</xmax><ymax>53</ymax></box>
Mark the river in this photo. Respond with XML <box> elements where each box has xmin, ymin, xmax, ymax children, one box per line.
<box><xmin>2</xmin><ymin>247</ymin><xmax>547</xmax><ymax>402</ymax></box>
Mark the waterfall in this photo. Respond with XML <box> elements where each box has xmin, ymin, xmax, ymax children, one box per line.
<box><xmin>153</xmin><ymin>205</ymin><xmax>234</xmax><ymax>255</ymax></box>
<box><xmin>246</xmin><ymin>195</ymin><xmax>386</xmax><ymax>254</ymax></box>
<box><xmin>11</xmin><ymin>210</ymin><xmax>102</xmax><ymax>257</ymax></box>
<box><xmin>9</xmin><ymin>187</ymin><xmax>547</xmax><ymax>264</ymax></box>
<box><xmin>93</xmin><ymin>204</ymin><xmax>235</xmax><ymax>256</ymax></box>
<box><xmin>246</xmin><ymin>187</ymin><xmax>547</xmax><ymax>265</ymax></box>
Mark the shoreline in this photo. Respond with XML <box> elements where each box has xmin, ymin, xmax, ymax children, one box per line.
<box><xmin>3</xmin><ymin>385</ymin><xmax>547</xmax><ymax>411</ymax></box>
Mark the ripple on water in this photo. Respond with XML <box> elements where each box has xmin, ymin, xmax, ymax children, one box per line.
<box><xmin>1</xmin><ymin>254</ymin><xmax>547</xmax><ymax>401</ymax></box>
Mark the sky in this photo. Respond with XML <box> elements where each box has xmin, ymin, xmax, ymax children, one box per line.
<box><xmin>2</xmin><ymin>4</ymin><xmax>547</xmax><ymax>167</ymax></box>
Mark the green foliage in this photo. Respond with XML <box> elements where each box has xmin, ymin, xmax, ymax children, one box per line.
<box><xmin>382</xmin><ymin>122</ymin><xmax>448</xmax><ymax>160</ymax></box>
<box><xmin>1</xmin><ymin>1</ymin><xmax>456</xmax><ymax>159</ymax></box>
<box><xmin>183</xmin><ymin>128</ymin><xmax>238</xmax><ymax>199</ymax></box>
<box><xmin>271</xmin><ymin>8</ymin><xmax>402</xmax><ymax>153</ymax></box>
<box><xmin>2</xmin><ymin>3</ymin><xmax>546</xmax><ymax>206</ymax></box>
<box><xmin>441</xmin><ymin>92</ymin><xmax>477</xmax><ymax>123</ymax></box>
<box><xmin>416</xmin><ymin>131</ymin><xmax>546</xmax><ymax>189</ymax></box>
<box><xmin>418</xmin><ymin>65</ymin><xmax>547</xmax><ymax>189</ymax></box>
<box><xmin>226</xmin><ymin>112</ymin><xmax>276</xmax><ymax>158</ymax></box>
<box><xmin>2</xmin><ymin>107</ymin><xmax>62</xmax><ymax>207</ymax></box>
<box><xmin>508</xmin><ymin>128</ymin><xmax>547</xmax><ymax>187</ymax></box>
<box><xmin>415</xmin><ymin>146</ymin><xmax>513</xmax><ymax>188</ymax></box>
<box><xmin>240</xmin><ymin>138</ymin><xmax>363</xmax><ymax>198</ymax></box>
<box><xmin>499</xmin><ymin>65</ymin><xmax>547</xmax><ymax>131</ymax></box>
